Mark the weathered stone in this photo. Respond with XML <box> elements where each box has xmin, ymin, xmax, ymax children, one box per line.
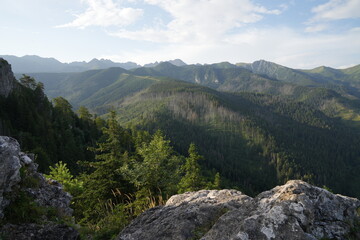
<box><xmin>0</xmin><ymin>136</ymin><xmax>73</xmax><ymax>219</ymax></box>
<box><xmin>0</xmin><ymin>223</ymin><xmax>79</xmax><ymax>240</ymax></box>
<box><xmin>0</xmin><ymin>136</ymin><xmax>77</xmax><ymax>238</ymax></box>
<box><xmin>118</xmin><ymin>190</ymin><xmax>251</xmax><ymax>240</ymax></box>
<box><xmin>0</xmin><ymin>136</ymin><xmax>22</xmax><ymax>218</ymax></box>
<box><xmin>117</xmin><ymin>180</ymin><xmax>360</xmax><ymax>240</ymax></box>
<box><xmin>0</xmin><ymin>58</ymin><xmax>16</xmax><ymax>97</ymax></box>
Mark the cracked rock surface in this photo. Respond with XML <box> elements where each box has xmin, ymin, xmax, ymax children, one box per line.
<box><xmin>117</xmin><ymin>180</ymin><xmax>360</xmax><ymax>240</ymax></box>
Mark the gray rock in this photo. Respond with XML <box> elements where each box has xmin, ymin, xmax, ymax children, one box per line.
<box><xmin>0</xmin><ymin>223</ymin><xmax>79</xmax><ymax>240</ymax></box>
<box><xmin>0</xmin><ymin>136</ymin><xmax>22</xmax><ymax>218</ymax></box>
<box><xmin>0</xmin><ymin>58</ymin><xmax>16</xmax><ymax>97</ymax></box>
<box><xmin>118</xmin><ymin>189</ymin><xmax>251</xmax><ymax>240</ymax></box>
<box><xmin>117</xmin><ymin>180</ymin><xmax>360</xmax><ymax>240</ymax></box>
<box><xmin>0</xmin><ymin>136</ymin><xmax>73</xmax><ymax>218</ymax></box>
<box><xmin>0</xmin><ymin>136</ymin><xmax>77</xmax><ymax>239</ymax></box>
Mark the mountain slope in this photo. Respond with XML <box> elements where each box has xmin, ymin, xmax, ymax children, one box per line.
<box><xmin>6</xmin><ymin>60</ymin><xmax>360</xmax><ymax>197</ymax></box>
<box><xmin>240</xmin><ymin>60</ymin><xmax>323</xmax><ymax>85</ymax></box>
<box><xmin>55</xmin><ymin>72</ymin><xmax>360</xmax><ymax>197</ymax></box>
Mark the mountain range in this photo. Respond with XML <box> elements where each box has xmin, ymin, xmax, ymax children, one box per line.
<box><xmin>3</xmin><ymin>55</ymin><xmax>360</xmax><ymax>197</ymax></box>
<box><xmin>0</xmin><ymin>55</ymin><xmax>186</xmax><ymax>73</ymax></box>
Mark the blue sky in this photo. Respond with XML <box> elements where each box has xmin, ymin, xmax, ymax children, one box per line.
<box><xmin>1</xmin><ymin>0</ymin><xmax>359</xmax><ymax>68</ymax></box>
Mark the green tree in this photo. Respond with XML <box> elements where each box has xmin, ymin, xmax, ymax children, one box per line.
<box><xmin>53</xmin><ymin>97</ymin><xmax>73</xmax><ymax>115</ymax></box>
<box><xmin>134</xmin><ymin>130</ymin><xmax>181</xmax><ymax>194</ymax></box>
<box><xmin>19</xmin><ymin>74</ymin><xmax>37</xmax><ymax>90</ymax></box>
<box><xmin>178</xmin><ymin>143</ymin><xmax>206</xmax><ymax>193</ymax></box>
<box><xmin>212</xmin><ymin>172</ymin><xmax>221</xmax><ymax>189</ymax></box>
<box><xmin>78</xmin><ymin>106</ymin><xmax>92</xmax><ymax>121</ymax></box>
<box><xmin>45</xmin><ymin>161</ymin><xmax>83</xmax><ymax>196</ymax></box>
<box><xmin>75</xmin><ymin>111</ymin><xmax>133</xmax><ymax>223</ymax></box>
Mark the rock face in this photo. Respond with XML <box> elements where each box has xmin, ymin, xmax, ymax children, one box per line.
<box><xmin>0</xmin><ymin>136</ymin><xmax>78</xmax><ymax>239</ymax></box>
<box><xmin>117</xmin><ymin>181</ymin><xmax>360</xmax><ymax>240</ymax></box>
<box><xmin>0</xmin><ymin>58</ymin><xmax>16</xmax><ymax>97</ymax></box>
<box><xmin>0</xmin><ymin>136</ymin><xmax>22</xmax><ymax>218</ymax></box>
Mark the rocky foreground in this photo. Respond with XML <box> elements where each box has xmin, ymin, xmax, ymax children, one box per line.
<box><xmin>118</xmin><ymin>181</ymin><xmax>360</xmax><ymax>240</ymax></box>
<box><xmin>0</xmin><ymin>136</ymin><xmax>78</xmax><ymax>239</ymax></box>
<box><xmin>1</xmin><ymin>135</ymin><xmax>360</xmax><ymax>240</ymax></box>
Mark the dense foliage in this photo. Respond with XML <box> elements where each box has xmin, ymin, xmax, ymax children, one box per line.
<box><xmin>0</xmin><ymin>75</ymin><xmax>212</xmax><ymax>238</ymax></box>
<box><xmin>0</xmin><ymin>75</ymin><xmax>100</xmax><ymax>173</ymax></box>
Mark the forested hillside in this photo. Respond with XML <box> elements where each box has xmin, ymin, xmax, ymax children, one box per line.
<box><xmin>0</xmin><ymin>59</ymin><xmax>219</xmax><ymax>238</ymax></box>
<box><xmin>2</xmin><ymin>57</ymin><xmax>360</xmax><ymax>238</ymax></box>
<box><xmin>11</xmin><ymin>59</ymin><xmax>360</xmax><ymax>198</ymax></box>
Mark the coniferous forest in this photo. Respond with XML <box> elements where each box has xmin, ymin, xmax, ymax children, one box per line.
<box><xmin>1</xmin><ymin>58</ymin><xmax>360</xmax><ymax>238</ymax></box>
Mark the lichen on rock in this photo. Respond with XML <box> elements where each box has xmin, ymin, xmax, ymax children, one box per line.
<box><xmin>117</xmin><ymin>180</ymin><xmax>360</xmax><ymax>240</ymax></box>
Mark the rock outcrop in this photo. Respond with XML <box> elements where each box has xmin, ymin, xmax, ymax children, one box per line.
<box><xmin>117</xmin><ymin>181</ymin><xmax>360</xmax><ymax>240</ymax></box>
<box><xmin>0</xmin><ymin>136</ymin><xmax>23</xmax><ymax>218</ymax></box>
<box><xmin>0</xmin><ymin>136</ymin><xmax>78</xmax><ymax>239</ymax></box>
<box><xmin>0</xmin><ymin>58</ymin><xmax>16</xmax><ymax>97</ymax></box>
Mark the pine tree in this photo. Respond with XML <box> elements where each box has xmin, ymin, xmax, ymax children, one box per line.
<box><xmin>132</xmin><ymin>130</ymin><xmax>181</xmax><ymax>195</ymax></box>
<box><xmin>78</xmin><ymin>106</ymin><xmax>92</xmax><ymax>121</ymax></box>
<box><xmin>75</xmin><ymin>111</ymin><xmax>133</xmax><ymax>223</ymax></box>
<box><xmin>178</xmin><ymin>143</ymin><xmax>205</xmax><ymax>193</ymax></box>
<box><xmin>212</xmin><ymin>172</ymin><xmax>221</xmax><ymax>189</ymax></box>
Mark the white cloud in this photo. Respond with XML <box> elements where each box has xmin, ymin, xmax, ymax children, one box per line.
<box><xmin>305</xmin><ymin>0</ymin><xmax>360</xmax><ymax>33</ymax></box>
<box><xmin>311</xmin><ymin>0</ymin><xmax>360</xmax><ymax>21</ymax></box>
<box><xmin>105</xmin><ymin>27</ymin><xmax>360</xmax><ymax>69</ymax></box>
<box><xmin>305</xmin><ymin>24</ymin><xmax>329</xmax><ymax>33</ymax></box>
<box><xmin>57</xmin><ymin>0</ymin><xmax>143</xmax><ymax>28</ymax></box>
<box><xmin>111</xmin><ymin>0</ymin><xmax>282</xmax><ymax>43</ymax></box>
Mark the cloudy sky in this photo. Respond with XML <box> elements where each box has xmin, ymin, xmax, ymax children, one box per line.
<box><xmin>1</xmin><ymin>0</ymin><xmax>359</xmax><ymax>68</ymax></box>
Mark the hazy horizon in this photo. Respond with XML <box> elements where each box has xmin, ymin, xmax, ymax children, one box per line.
<box><xmin>1</xmin><ymin>0</ymin><xmax>359</xmax><ymax>69</ymax></box>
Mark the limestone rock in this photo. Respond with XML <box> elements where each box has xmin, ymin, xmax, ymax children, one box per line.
<box><xmin>0</xmin><ymin>58</ymin><xmax>16</xmax><ymax>97</ymax></box>
<box><xmin>0</xmin><ymin>136</ymin><xmax>22</xmax><ymax>218</ymax></box>
<box><xmin>0</xmin><ymin>223</ymin><xmax>79</xmax><ymax>240</ymax></box>
<box><xmin>117</xmin><ymin>180</ymin><xmax>360</xmax><ymax>240</ymax></box>
<box><xmin>119</xmin><ymin>190</ymin><xmax>251</xmax><ymax>240</ymax></box>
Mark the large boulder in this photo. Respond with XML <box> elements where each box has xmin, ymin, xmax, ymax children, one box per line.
<box><xmin>117</xmin><ymin>180</ymin><xmax>360</xmax><ymax>240</ymax></box>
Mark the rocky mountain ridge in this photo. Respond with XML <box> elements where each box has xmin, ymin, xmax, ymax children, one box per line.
<box><xmin>118</xmin><ymin>180</ymin><xmax>360</xmax><ymax>240</ymax></box>
<box><xmin>0</xmin><ymin>58</ymin><xmax>16</xmax><ymax>97</ymax></box>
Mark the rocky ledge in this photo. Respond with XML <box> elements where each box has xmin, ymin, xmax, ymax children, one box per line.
<box><xmin>118</xmin><ymin>181</ymin><xmax>360</xmax><ymax>240</ymax></box>
<box><xmin>0</xmin><ymin>136</ymin><xmax>78</xmax><ymax>239</ymax></box>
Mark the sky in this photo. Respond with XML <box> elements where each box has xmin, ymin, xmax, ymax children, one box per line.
<box><xmin>0</xmin><ymin>0</ymin><xmax>359</xmax><ymax>69</ymax></box>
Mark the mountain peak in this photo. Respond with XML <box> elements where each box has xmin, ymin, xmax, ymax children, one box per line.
<box><xmin>144</xmin><ymin>59</ymin><xmax>187</xmax><ymax>68</ymax></box>
<box><xmin>168</xmin><ymin>59</ymin><xmax>187</xmax><ymax>67</ymax></box>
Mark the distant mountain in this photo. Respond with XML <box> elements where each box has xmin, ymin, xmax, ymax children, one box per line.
<box><xmin>239</xmin><ymin>60</ymin><xmax>321</xmax><ymax>86</ymax></box>
<box><xmin>26</xmin><ymin>59</ymin><xmax>360</xmax><ymax>123</ymax></box>
<box><xmin>143</xmin><ymin>59</ymin><xmax>187</xmax><ymax>68</ymax></box>
<box><xmin>0</xmin><ymin>55</ymin><xmax>141</xmax><ymax>73</ymax></box>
